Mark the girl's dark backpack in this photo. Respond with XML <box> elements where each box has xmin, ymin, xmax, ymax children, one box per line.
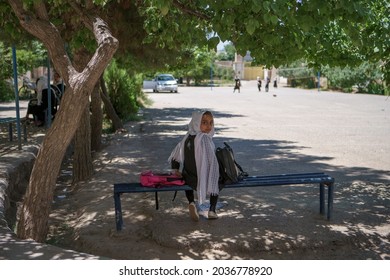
<box><xmin>216</xmin><ymin>142</ymin><xmax>248</xmax><ymax>185</ymax></box>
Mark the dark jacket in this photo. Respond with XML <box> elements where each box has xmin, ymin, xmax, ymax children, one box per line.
<box><xmin>171</xmin><ymin>135</ymin><xmax>197</xmax><ymax>189</ymax></box>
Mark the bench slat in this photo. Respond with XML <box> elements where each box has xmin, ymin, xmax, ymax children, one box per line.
<box><xmin>243</xmin><ymin>172</ymin><xmax>328</xmax><ymax>181</ymax></box>
<box><xmin>114</xmin><ymin>183</ymin><xmax>192</xmax><ymax>193</ymax></box>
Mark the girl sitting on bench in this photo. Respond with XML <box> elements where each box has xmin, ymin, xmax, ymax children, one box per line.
<box><xmin>169</xmin><ymin>111</ymin><xmax>220</xmax><ymax>221</ymax></box>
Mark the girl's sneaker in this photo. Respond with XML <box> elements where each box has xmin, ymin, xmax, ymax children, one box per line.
<box><xmin>189</xmin><ymin>202</ymin><xmax>199</xmax><ymax>221</ymax></box>
<box><xmin>208</xmin><ymin>211</ymin><xmax>218</xmax><ymax>219</ymax></box>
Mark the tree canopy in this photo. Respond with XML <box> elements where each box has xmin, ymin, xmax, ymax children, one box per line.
<box><xmin>134</xmin><ymin>1</ymin><xmax>388</xmax><ymax>71</ymax></box>
<box><xmin>138</xmin><ymin>0</ymin><xmax>389</xmax><ymax>82</ymax></box>
<box><xmin>2</xmin><ymin>0</ymin><xmax>388</xmax><ymax>76</ymax></box>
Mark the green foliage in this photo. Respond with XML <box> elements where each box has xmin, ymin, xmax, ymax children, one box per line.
<box><xmin>214</xmin><ymin>66</ymin><xmax>235</xmax><ymax>81</ymax></box>
<box><xmin>0</xmin><ymin>42</ymin><xmax>13</xmax><ymax>79</ymax></box>
<box><xmin>172</xmin><ymin>46</ymin><xmax>215</xmax><ymax>85</ymax></box>
<box><xmin>322</xmin><ymin>62</ymin><xmax>385</xmax><ymax>94</ymax></box>
<box><xmin>279</xmin><ymin>60</ymin><xmax>319</xmax><ymax>88</ymax></box>
<box><xmin>288</xmin><ymin>77</ymin><xmax>317</xmax><ymax>89</ymax></box>
<box><xmin>216</xmin><ymin>52</ymin><xmax>229</xmax><ymax>61</ymax></box>
<box><xmin>224</xmin><ymin>43</ymin><xmax>237</xmax><ymax>60</ymax></box>
<box><xmin>0</xmin><ymin>1</ymin><xmax>32</xmax><ymax>43</ymax></box>
<box><xmin>15</xmin><ymin>41</ymin><xmax>47</xmax><ymax>73</ymax></box>
<box><xmin>366</xmin><ymin>83</ymin><xmax>385</xmax><ymax>95</ymax></box>
<box><xmin>322</xmin><ymin>66</ymin><xmax>361</xmax><ymax>90</ymax></box>
<box><xmin>1</xmin><ymin>40</ymin><xmax>47</xmax><ymax>75</ymax></box>
<box><xmin>216</xmin><ymin>43</ymin><xmax>236</xmax><ymax>61</ymax></box>
<box><xmin>0</xmin><ymin>41</ymin><xmax>48</xmax><ymax>101</ymax></box>
<box><xmin>0</xmin><ymin>80</ymin><xmax>14</xmax><ymax>102</ymax></box>
<box><xmin>280</xmin><ymin>60</ymin><xmax>386</xmax><ymax>94</ymax></box>
<box><xmin>104</xmin><ymin>60</ymin><xmax>149</xmax><ymax>121</ymax></box>
<box><xmin>279</xmin><ymin>60</ymin><xmax>317</xmax><ymax>79</ymax></box>
<box><xmin>0</xmin><ymin>42</ymin><xmax>14</xmax><ymax>101</ymax></box>
<box><xmin>136</xmin><ymin>1</ymin><xmax>211</xmax><ymax>50</ymax></box>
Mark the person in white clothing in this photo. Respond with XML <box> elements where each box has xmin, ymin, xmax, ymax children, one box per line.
<box><xmin>35</xmin><ymin>75</ymin><xmax>48</xmax><ymax>106</ymax></box>
<box><xmin>26</xmin><ymin>75</ymin><xmax>49</xmax><ymax>126</ymax></box>
<box><xmin>169</xmin><ymin>111</ymin><xmax>220</xmax><ymax>221</ymax></box>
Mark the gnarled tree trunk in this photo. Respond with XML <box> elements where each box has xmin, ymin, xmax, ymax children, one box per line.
<box><xmin>9</xmin><ymin>0</ymin><xmax>118</xmax><ymax>242</ymax></box>
<box><xmin>72</xmin><ymin>105</ymin><xmax>93</xmax><ymax>183</ymax></box>
<box><xmin>72</xmin><ymin>48</ymin><xmax>94</xmax><ymax>183</ymax></box>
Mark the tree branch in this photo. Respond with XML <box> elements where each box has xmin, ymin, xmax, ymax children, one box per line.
<box><xmin>33</xmin><ymin>0</ymin><xmax>49</xmax><ymax>21</ymax></box>
<box><xmin>9</xmin><ymin>0</ymin><xmax>118</xmax><ymax>92</ymax></box>
<box><xmin>68</xmin><ymin>1</ymin><xmax>94</xmax><ymax>31</ymax></box>
<box><xmin>67</xmin><ymin>1</ymin><xmax>119</xmax><ymax>90</ymax></box>
<box><xmin>172</xmin><ymin>0</ymin><xmax>211</xmax><ymax>21</ymax></box>
<box><xmin>7</xmin><ymin>0</ymin><xmax>74</xmax><ymax>82</ymax></box>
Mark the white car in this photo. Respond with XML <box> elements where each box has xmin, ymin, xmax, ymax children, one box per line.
<box><xmin>143</xmin><ymin>74</ymin><xmax>178</xmax><ymax>93</ymax></box>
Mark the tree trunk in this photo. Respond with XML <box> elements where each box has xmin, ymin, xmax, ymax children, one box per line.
<box><xmin>71</xmin><ymin>48</ymin><xmax>94</xmax><ymax>183</ymax></box>
<box><xmin>91</xmin><ymin>81</ymin><xmax>103</xmax><ymax>152</ymax></box>
<box><xmin>9</xmin><ymin>0</ymin><xmax>118</xmax><ymax>242</ymax></box>
<box><xmin>72</xmin><ymin>105</ymin><xmax>93</xmax><ymax>183</ymax></box>
<box><xmin>17</xmin><ymin>88</ymin><xmax>90</xmax><ymax>241</ymax></box>
<box><xmin>100</xmin><ymin>77</ymin><xmax>123</xmax><ymax>131</ymax></box>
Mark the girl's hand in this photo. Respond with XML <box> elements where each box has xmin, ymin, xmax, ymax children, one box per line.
<box><xmin>173</xmin><ymin>169</ymin><xmax>182</xmax><ymax>177</ymax></box>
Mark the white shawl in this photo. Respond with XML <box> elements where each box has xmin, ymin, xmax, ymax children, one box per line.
<box><xmin>168</xmin><ymin>111</ymin><xmax>219</xmax><ymax>204</ymax></box>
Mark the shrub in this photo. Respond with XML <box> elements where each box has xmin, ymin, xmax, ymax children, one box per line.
<box><xmin>0</xmin><ymin>80</ymin><xmax>14</xmax><ymax>102</ymax></box>
<box><xmin>322</xmin><ymin>62</ymin><xmax>384</xmax><ymax>94</ymax></box>
<box><xmin>366</xmin><ymin>82</ymin><xmax>385</xmax><ymax>95</ymax></box>
<box><xmin>104</xmin><ymin>60</ymin><xmax>149</xmax><ymax>121</ymax></box>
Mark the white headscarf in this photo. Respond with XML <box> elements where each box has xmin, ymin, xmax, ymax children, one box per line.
<box><xmin>168</xmin><ymin>111</ymin><xmax>219</xmax><ymax>204</ymax></box>
<box><xmin>36</xmin><ymin>76</ymin><xmax>48</xmax><ymax>105</ymax></box>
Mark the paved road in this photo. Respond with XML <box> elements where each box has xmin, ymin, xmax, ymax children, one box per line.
<box><xmin>146</xmin><ymin>81</ymin><xmax>390</xmax><ymax>183</ymax></box>
<box><xmin>0</xmin><ymin>100</ymin><xmax>28</xmax><ymax>119</ymax></box>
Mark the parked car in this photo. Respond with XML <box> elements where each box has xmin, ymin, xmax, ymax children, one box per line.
<box><xmin>143</xmin><ymin>74</ymin><xmax>178</xmax><ymax>93</ymax></box>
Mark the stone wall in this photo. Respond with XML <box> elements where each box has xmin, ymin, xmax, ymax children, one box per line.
<box><xmin>0</xmin><ymin>145</ymin><xmax>37</xmax><ymax>231</ymax></box>
<box><xmin>0</xmin><ymin>145</ymin><xmax>100</xmax><ymax>259</ymax></box>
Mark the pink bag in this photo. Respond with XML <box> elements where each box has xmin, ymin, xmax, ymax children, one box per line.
<box><xmin>140</xmin><ymin>170</ymin><xmax>185</xmax><ymax>188</ymax></box>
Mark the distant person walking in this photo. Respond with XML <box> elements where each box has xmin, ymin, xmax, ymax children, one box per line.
<box><xmin>233</xmin><ymin>76</ymin><xmax>241</xmax><ymax>93</ymax></box>
<box><xmin>265</xmin><ymin>77</ymin><xmax>270</xmax><ymax>92</ymax></box>
<box><xmin>257</xmin><ymin>76</ymin><xmax>262</xmax><ymax>92</ymax></box>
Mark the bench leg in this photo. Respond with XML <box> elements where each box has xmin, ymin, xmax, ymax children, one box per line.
<box><xmin>155</xmin><ymin>192</ymin><xmax>159</xmax><ymax>210</ymax></box>
<box><xmin>319</xmin><ymin>183</ymin><xmax>325</xmax><ymax>215</ymax></box>
<box><xmin>8</xmin><ymin>123</ymin><xmax>13</xmax><ymax>141</ymax></box>
<box><xmin>23</xmin><ymin>123</ymin><xmax>27</xmax><ymax>141</ymax></box>
<box><xmin>327</xmin><ymin>183</ymin><xmax>334</xmax><ymax>220</ymax></box>
<box><xmin>114</xmin><ymin>192</ymin><xmax>123</xmax><ymax>231</ymax></box>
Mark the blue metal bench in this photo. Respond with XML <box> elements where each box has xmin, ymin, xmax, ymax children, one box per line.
<box><xmin>113</xmin><ymin>172</ymin><xmax>335</xmax><ymax>231</ymax></box>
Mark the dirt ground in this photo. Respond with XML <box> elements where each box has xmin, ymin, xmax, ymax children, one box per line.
<box><xmin>48</xmin><ymin>84</ymin><xmax>390</xmax><ymax>260</ymax></box>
